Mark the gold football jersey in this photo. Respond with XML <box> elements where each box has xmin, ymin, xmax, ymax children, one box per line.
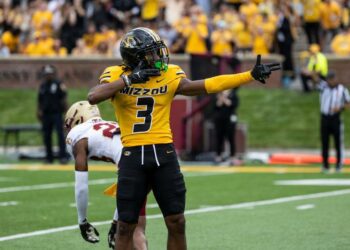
<box><xmin>99</xmin><ymin>64</ymin><xmax>186</xmax><ymax>147</ymax></box>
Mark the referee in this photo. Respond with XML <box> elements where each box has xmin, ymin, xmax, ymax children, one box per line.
<box><xmin>319</xmin><ymin>72</ymin><xmax>350</xmax><ymax>173</ymax></box>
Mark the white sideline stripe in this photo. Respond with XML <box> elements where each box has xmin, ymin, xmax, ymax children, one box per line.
<box><xmin>69</xmin><ymin>202</ymin><xmax>92</xmax><ymax>208</ymax></box>
<box><xmin>146</xmin><ymin>203</ymin><xmax>159</xmax><ymax>209</ymax></box>
<box><xmin>1</xmin><ymin>188</ymin><xmax>350</xmax><ymax>242</ymax></box>
<box><xmin>0</xmin><ymin>201</ymin><xmax>18</xmax><ymax>207</ymax></box>
<box><xmin>275</xmin><ymin>179</ymin><xmax>350</xmax><ymax>186</ymax></box>
<box><xmin>0</xmin><ymin>177</ymin><xmax>17</xmax><ymax>182</ymax></box>
<box><xmin>0</xmin><ymin>178</ymin><xmax>116</xmax><ymax>193</ymax></box>
<box><xmin>0</xmin><ymin>173</ymin><xmax>226</xmax><ymax>194</ymax></box>
<box><xmin>296</xmin><ymin>204</ymin><xmax>315</xmax><ymax>210</ymax></box>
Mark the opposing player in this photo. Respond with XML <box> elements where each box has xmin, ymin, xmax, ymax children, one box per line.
<box><xmin>88</xmin><ymin>27</ymin><xmax>280</xmax><ymax>250</ymax></box>
<box><xmin>64</xmin><ymin>101</ymin><xmax>147</xmax><ymax>249</ymax></box>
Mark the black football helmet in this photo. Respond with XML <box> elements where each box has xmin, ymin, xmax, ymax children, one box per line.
<box><xmin>120</xmin><ymin>27</ymin><xmax>169</xmax><ymax>71</ymax></box>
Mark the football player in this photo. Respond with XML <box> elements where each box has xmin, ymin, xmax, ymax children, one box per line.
<box><xmin>88</xmin><ymin>27</ymin><xmax>281</xmax><ymax>250</ymax></box>
<box><xmin>65</xmin><ymin>101</ymin><xmax>147</xmax><ymax>249</ymax></box>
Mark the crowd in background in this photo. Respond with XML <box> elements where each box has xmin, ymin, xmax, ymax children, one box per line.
<box><xmin>1</xmin><ymin>0</ymin><xmax>350</xmax><ymax>58</ymax></box>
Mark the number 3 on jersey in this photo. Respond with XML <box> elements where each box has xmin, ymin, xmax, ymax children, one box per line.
<box><xmin>133</xmin><ymin>96</ymin><xmax>155</xmax><ymax>133</ymax></box>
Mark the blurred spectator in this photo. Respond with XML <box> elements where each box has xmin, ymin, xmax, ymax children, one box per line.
<box><xmin>180</xmin><ymin>5</ymin><xmax>208</xmax><ymax>55</ymax></box>
<box><xmin>3</xmin><ymin>0</ymin><xmax>350</xmax><ymax>59</ymax></box>
<box><xmin>0</xmin><ymin>39</ymin><xmax>10</xmax><ymax>57</ymax></box>
<box><xmin>252</xmin><ymin>28</ymin><xmax>269</xmax><ymax>55</ymax></box>
<box><xmin>112</xmin><ymin>29</ymin><xmax>125</xmax><ymax>58</ymax></box>
<box><xmin>211</xmin><ymin>20</ymin><xmax>233</xmax><ymax>56</ymax></box>
<box><xmin>71</xmin><ymin>38</ymin><xmax>92</xmax><ymax>56</ymax></box>
<box><xmin>37</xmin><ymin>64</ymin><xmax>68</xmax><ymax>164</ymax></box>
<box><xmin>320</xmin><ymin>0</ymin><xmax>342</xmax><ymax>49</ymax></box>
<box><xmin>302</xmin><ymin>0</ymin><xmax>321</xmax><ymax>45</ymax></box>
<box><xmin>139</xmin><ymin>0</ymin><xmax>162</xmax><ymax>23</ymax></box>
<box><xmin>224</xmin><ymin>0</ymin><xmax>243</xmax><ymax>11</ymax></box>
<box><xmin>232</xmin><ymin>16</ymin><xmax>253</xmax><ymax>53</ymax></box>
<box><xmin>96</xmin><ymin>41</ymin><xmax>110</xmax><ymax>56</ymax></box>
<box><xmin>213</xmin><ymin>88</ymin><xmax>240</xmax><ymax>166</ymax></box>
<box><xmin>340</xmin><ymin>0</ymin><xmax>350</xmax><ymax>29</ymax></box>
<box><xmin>82</xmin><ymin>22</ymin><xmax>103</xmax><ymax>51</ymax></box>
<box><xmin>330</xmin><ymin>26</ymin><xmax>350</xmax><ymax>55</ymax></box>
<box><xmin>239</xmin><ymin>0</ymin><xmax>259</xmax><ymax>22</ymax></box>
<box><xmin>158</xmin><ymin>22</ymin><xmax>177</xmax><ymax>48</ymax></box>
<box><xmin>213</xmin><ymin>3</ymin><xmax>239</xmax><ymax>27</ymax></box>
<box><xmin>275</xmin><ymin>4</ymin><xmax>295</xmax><ymax>89</ymax></box>
<box><xmin>58</xmin><ymin>0</ymin><xmax>85</xmax><ymax>53</ymax></box>
<box><xmin>318</xmin><ymin>72</ymin><xmax>350</xmax><ymax>173</ymax></box>
<box><xmin>31</xmin><ymin>0</ymin><xmax>53</xmax><ymax>34</ymax></box>
<box><xmin>87</xmin><ymin>0</ymin><xmax>119</xmax><ymax>31</ymax></box>
<box><xmin>165</xmin><ymin>0</ymin><xmax>185</xmax><ymax>25</ymax></box>
<box><xmin>300</xmin><ymin>44</ymin><xmax>328</xmax><ymax>92</ymax></box>
<box><xmin>24</xmin><ymin>31</ymin><xmax>52</xmax><ymax>56</ymax></box>
<box><xmin>51</xmin><ymin>38</ymin><xmax>68</xmax><ymax>57</ymax></box>
<box><xmin>1</xmin><ymin>28</ymin><xmax>19</xmax><ymax>53</ymax></box>
<box><xmin>111</xmin><ymin>0</ymin><xmax>140</xmax><ymax>29</ymax></box>
<box><xmin>258</xmin><ymin>0</ymin><xmax>275</xmax><ymax>16</ymax></box>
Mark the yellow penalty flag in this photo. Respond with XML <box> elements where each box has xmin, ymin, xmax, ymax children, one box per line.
<box><xmin>103</xmin><ymin>183</ymin><xmax>117</xmax><ymax>198</ymax></box>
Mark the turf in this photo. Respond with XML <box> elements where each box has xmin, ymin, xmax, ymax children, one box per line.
<box><xmin>0</xmin><ymin>165</ymin><xmax>350</xmax><ymax>249</ymax></box>
<box><xmin>1</xmin><ymin>88</ymin><xmax>345</xmax><ymax>148</ymax></box>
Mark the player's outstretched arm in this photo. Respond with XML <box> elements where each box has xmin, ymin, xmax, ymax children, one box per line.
<box><xmin>176</xmin><ymin>55</ymin><xmax>281</xmax><ymax>96</ymax></box>
<box><xmin>73</xmin><ymin>139</ymin><xmax>100</xmax><ymax>243</ymax></box>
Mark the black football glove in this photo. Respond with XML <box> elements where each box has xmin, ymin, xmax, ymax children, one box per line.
<box><xmin>107</xmin><ymin>222</ymin><xmax>117</xmax><ymax>249</ymax></box>
<box><xmin>79</xmin><ymin>219</ymin><xmax>100</xmax><ymax>244</ymax></box>
<box><xmin>122</xmin><ymin>62</ymin><xmax>161</xmax><ymax>86</ymax></box>
<box><xmin>250</xmin><ymin>55</ymin><xmax>281</xmax><ymax>84</ymax></box>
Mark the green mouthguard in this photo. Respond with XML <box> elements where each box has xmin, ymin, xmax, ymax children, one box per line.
<box><xmin>155</xmin><ymin>61</ymin><xmax>168</xmax><ymax>72</ymax></box>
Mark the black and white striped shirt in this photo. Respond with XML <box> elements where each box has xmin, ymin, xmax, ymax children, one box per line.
<box><xmin>319</xmin><ymin>80</ymin><xmax>350</xmax><ymax>115</ymax></box>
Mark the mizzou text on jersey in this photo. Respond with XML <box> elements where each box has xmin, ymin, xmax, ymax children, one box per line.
<box><xmin>99</xmin><ymin>64</ymin><xmax>186</xmax><ymax>147</ymax></box>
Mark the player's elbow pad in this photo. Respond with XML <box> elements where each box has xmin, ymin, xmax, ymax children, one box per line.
<box><xmin>204</xmin><ymin>71</ymin><xmax>253</xmax><ymax>93</ymax></box>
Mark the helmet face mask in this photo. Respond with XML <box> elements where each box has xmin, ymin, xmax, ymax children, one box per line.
<box><xmin>120</xmin><ymin>28</ymin><xmax>169</xmax><ymax>71</ymax></box>
<box><xmin>143</xmin><ymin>41</ymin><xmax>169</xmax><ymax>71</ymax></box>
<box><xmin>64</xmin><ymin>101</ymin><xmax>101</xmax><ymax>132</ymax></box>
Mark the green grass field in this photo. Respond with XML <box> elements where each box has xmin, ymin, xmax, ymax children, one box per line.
<box><xmin>1</xmin><ymin>163</ymin><xmax>350</xmax><ymax>249</ymax></box>
<box><xmin>0</xmin><ymin>88</ymin><xmax>345</xmax><ymax>148</ymax></box>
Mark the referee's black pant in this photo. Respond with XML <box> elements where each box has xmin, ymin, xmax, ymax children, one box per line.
<box><xmin>321</xmin><ymin>113</ymin><xmax>343</xmax><ymax>169</ymax></box>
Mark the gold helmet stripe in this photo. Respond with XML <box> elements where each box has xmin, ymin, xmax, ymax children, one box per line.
<box><xmin>134</xmin><ymin>27</ymin><xmax>160</xmax><ymax>42</ymax></box>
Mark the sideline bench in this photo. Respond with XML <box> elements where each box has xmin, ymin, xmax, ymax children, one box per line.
<box><xmin>1</xmin><ymin>124</ymin><xmax>42</xmax><ymax>154</ymax></box>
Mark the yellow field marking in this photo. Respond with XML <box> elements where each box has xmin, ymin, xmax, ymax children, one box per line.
<box><xmin>1</xmin><ymin>164</ymin><xmax>348</xmax><ymax>173</ymax></box>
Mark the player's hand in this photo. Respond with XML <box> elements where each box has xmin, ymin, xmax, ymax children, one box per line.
<box><xmin>123</xmin><ymin>62</ymin><xmax>161</xmax><ymax>85</ymax></box>
<box><xmin>79</xmin><ymin>219</ymin><xmax>100</xmax><ymax>243</ymax></box>
<box><xmin>107</xmin><ymin>222</ymin><xmax>117</xmax><ymax>249</ymax></box>
<box><xmin>250</xmin><ymin>55</ymin><xmax>281</xmax><ymax>84</ymax></box>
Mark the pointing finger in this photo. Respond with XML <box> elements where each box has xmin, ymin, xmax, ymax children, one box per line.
<box><xmin>269</xmin><ymin>65</ymin><xmax>281</xmax><ymax>71</ymax></box>
<box><xmin>256</xmin><ymin>55</ymin><xmax>261</xmax><ymax>65</ymax></box>
<box><xmin>266</xmin><ymin>63</ymin><xmax>280</xmax><ymax>68</ymax></box>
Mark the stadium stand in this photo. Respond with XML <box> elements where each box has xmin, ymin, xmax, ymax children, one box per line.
<box><xmin>1</xmin><ymin>0</ymin><xmax>349</xmax><ymax>57</ymax></box>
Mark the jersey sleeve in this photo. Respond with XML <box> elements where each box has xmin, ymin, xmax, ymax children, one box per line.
<box><xmin>99</xmin><ymin>66</ymin><xmax>114</xmax><ymax>84</ymax></box>
<box><xmin>65</xmin><ymin>125</ymin><xmax>89</xmax><ymax>158</ymax></box>
<box><xmin>166</xmin><ymin>64</ymin><xmax>187</xmax><ymax>94</ymax></box>
<box><xmin>173</xmin><ymin>65</ymin><xmax>186</xmax><ymax>79</ymax></box>
<box><xmin>99</xmin><ymin>66</ymin><xmax>125</xmax><ymax>84</ymax></box>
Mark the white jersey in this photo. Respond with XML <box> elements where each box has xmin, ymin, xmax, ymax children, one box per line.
<box><xmin>66</xmin><ymin>118</ymin><xmax>122</xmax><ymax>164</ymax></box>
